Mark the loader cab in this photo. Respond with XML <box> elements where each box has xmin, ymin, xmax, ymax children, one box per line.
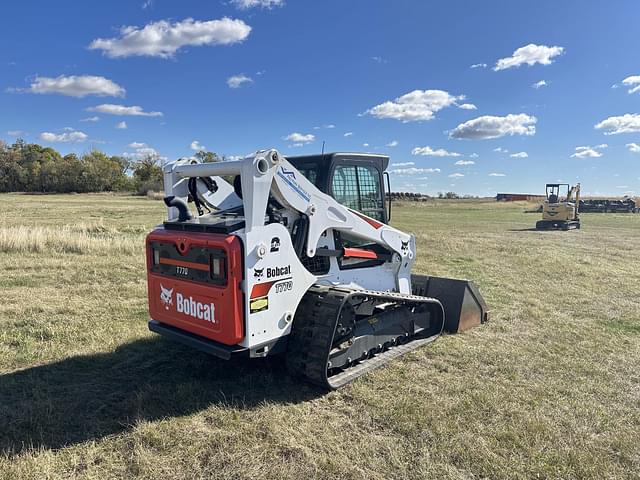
<box><xmin>288</xmin><ymin>153</ymin><xmax>391</xmax><ymax>223</ymax></box>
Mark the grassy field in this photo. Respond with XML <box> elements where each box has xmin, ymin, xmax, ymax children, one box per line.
<box><xmin>1</xmin><ymin>193</ymin><xmax>639</xmax><ymax>479</ymax></box>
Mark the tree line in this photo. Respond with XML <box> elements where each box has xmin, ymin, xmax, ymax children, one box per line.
<box><xmin>0</xmin><ymin>139</ymin><xmax>170</xmax><ymax>195</ymax></box>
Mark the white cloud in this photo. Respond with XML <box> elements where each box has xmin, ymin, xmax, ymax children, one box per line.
<box><xmin>489</xmin><ymin>173</ymin><xmax>506</xmax><ymax>177</ymax></box>
<box><xmin>391</xmin><ymin>162</ymin><xmax>415</xmax><ymax>167</ymax></box>
<box><xmin>314</xmin><ymin>124</ymin><xmax>336</xmax><ymax>130</ymax></box>
<box><xmin>570</xmin><ymin>144</ymin><xmax>607</xmax><ymax>158</ymax></box>
<box><xmin>494</xmin><ymin>43</ymin><xmax>564</xmax><ymax>71</ymax></box>
<box><xmin>510</xmin><ymin>151</ymin><xmax>528</xmax><ymax>158</ymax></box>
<box><xmin>289</xmin><ymin>143</ymin><xmax>304</xmax><ymax>148</ymax></box>
<box><xmin>128</xmin><ymin>142</ymin><xmax>147</xmax><ymax>148</ymax></box>
<box><xmin>365</xmin><ymin>89</ymin><xmax>464</xmax><ymax>122</ymax></box>
<box><xmin>39</xmin><ymin>130</ymin><xmax>88</xmax><ymax>143</ymax></box>
<box><xmin>390</xmin><ymin>167</ymin><xmax>441</xmax><ymax>175</ymax></box>
<box><xmin>454</xmin><ymin>160</ymin><xmax>475</xmax><ymax>166</ymax></box>
<box><xmin>116</xmin><ymin>121</ymin><xmax>127</xmax><ymax>129</ymax></box>
<box><xmin>386</xmin><ymin>140</ymin><xmax>399</xmax><ymax>147</ymax></box>
<box><xmin>6</xmin><ymin>130</ymin><xmax>24</xmax><ymax>136</ymax></box>
<box><xmin>450</xmin><ymin>113</ymin><xmax>537</xmax><ymax>140</ymax></box>
<box><xmin>124</xmin><ymin>146</ymin><xmax>165</xmax><ymax>162</ymax></box>
<box><xmin>230</xmin><ymin>0</ymin><xmax>283</xmax><ymax>9</ymax></box>
<box><xmin>532</xmin><ymin>80</ymin><xmax>548</xmax><ymax>89</ymax></box>
<box><xmin>15</xmin><ymin>75</ymin><xmax>125</xmax><ymax>98</ymax></box>
<box><xmin>493</xmin><ymin>147</ymin><xmax>508</xmax><ymax>153</ymax></box>
<box><xmin>227</xmin><ymin>74</ymin><xmax>253</xmax><ymax>88</ymax></box>
<box><xmin>363</xmin><ymin>143</ymin><xmax>370</xmax><ymax>147</ymax></box>
<box><xmin>89</xmin><ymin>17</ymin><xmax>251</xmax><ymax>58</ymax></box>
<box><xmin>80</xmin><ymin>116</ymin><xmax>100</xmax><ymax>122</ymax></box>
<box><xmin>595</xmin><ymin>114</ymin><xmax>640</xmax><ymax>135</ymax></box>
<box><xmin>626</xmin><ymin>142</ymin><xmax>640</xmax><ymax>153</ymax></box>
<box><xmin>470</xmin><ymin>63</ymin><xmax>487</xmax><ymax>69</ymax></box>
<box><xmin>469</xmin><ymin>153</ymin><xmax>479</xmax><ymax>158</ymax></box>
<box><xmin>283</xmin><ymin>132</ymin><xmax>315</xmax><ymax>143</ymax></box>
<box><xmin>190</xmin><ymin>140</ymin><xmax>206</xmax><ymax>151</ymax></box>
<box><xmin>136</xmin><ymin>147</ymin><xmax>160</xmax><ymax>157</ymax></box>
<box><xmin>412</xmin><ymin>146</ymin><xmax>461</xmax><ymax>157</ymax></box>
<box><xmin>449</xmin><ymin>173</ymin><xmax>464</xmax><ymax>178</ymax></box>
<box><xmin>459</xmin><ymin>103</ymin><xmax>477</xmax><ymax>110</ymax></box>
<box><xmin>87</xmin><ymin>104</ymin><xmax>163</xmax><ymax>117</ymax></box>
<box><xmin>622</xmin><ymin>75</ymin><xmax>640</xmax><ymax>94</ymax></box>
<box><xmin>343</xmin><ymin>132</ymin><xmax>353</xmax><ymax>137</ymax></box>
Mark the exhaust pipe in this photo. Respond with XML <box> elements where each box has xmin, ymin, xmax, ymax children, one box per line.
<box><xmin>164</xmin><ymin>196</ymin><xmax>193</xmax><ymax>222</ymax></box>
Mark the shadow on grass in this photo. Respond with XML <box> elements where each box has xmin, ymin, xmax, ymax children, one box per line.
<box><xmin>0</xmin><ymin>337</ymin><xmax>322</xmax><ymax>455</ymax></box>
<box><xmin>508</xmin><ymin>227</ymin><xmax>541</xmax><ymax>232</ymax></box>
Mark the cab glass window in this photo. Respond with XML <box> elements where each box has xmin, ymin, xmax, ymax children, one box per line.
<box><xmin>331</xmin><ymin>165</ymin><xmax>384</xmax><ymax>221</ymax></box>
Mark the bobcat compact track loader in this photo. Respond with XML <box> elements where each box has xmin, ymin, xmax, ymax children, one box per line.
<box><xmin>536</xmin><ymin>183</ymin><xmax>581</xmax><ymax>231</ymax></box>
<box><xmin>146</xmin><ymin>150</ymin><xmax>488</xmax><ymax>390</ymax></box>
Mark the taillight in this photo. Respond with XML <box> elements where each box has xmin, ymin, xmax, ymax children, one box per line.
<box><xmin>210</xmin><ymin>253</ymin><xmax>227</xmax><ymax>284</ymax></box>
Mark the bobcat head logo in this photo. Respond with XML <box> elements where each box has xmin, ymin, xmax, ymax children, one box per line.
<box><xmin>254</xmin><ymin>268</ymin><xmax>264</xmax><ymax>280</ymax></box>
<box><xmin>160</xmin><ymin>284</ymin><xmax>173</xmax><ymax>310</ymax></box>
<box><xmin>401</xmin><ymin>241</ymin><xmax>409</xmax><ymax>254</ymax></box>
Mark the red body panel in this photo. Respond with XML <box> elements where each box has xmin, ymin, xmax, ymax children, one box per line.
<box><xmin>146</xmin><ymin>229</ymin><xmax>244</xmax><ymax>345</ymax></box>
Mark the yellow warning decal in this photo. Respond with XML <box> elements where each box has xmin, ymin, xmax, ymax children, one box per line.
<box><xmin>250</xmin><ymin>296</ymin><xmax>269</xmax><ymax>313</ymax></box>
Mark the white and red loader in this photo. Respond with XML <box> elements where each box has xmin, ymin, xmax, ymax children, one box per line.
<box><xmin>147</xmin><ymin>149</ymin><xmax>488</xmax><ymax>389</ymax></box>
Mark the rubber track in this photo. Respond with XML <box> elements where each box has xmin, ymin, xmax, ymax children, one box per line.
<box><xmin>286</xmin><ymin>285</ymin><xmax>444</xmax><ymax>390</ymax></box>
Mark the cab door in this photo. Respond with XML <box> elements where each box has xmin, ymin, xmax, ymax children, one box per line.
<box><xmin>329</xmin><ymin>162</ymin><xmax>387</xmax><ymax>223</ymax></box>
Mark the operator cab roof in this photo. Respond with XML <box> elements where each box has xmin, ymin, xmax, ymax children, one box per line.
<box><xmin>287</xmin><ymin>152</ymin><xmax>390</xmax><ymax>171</ymax></box>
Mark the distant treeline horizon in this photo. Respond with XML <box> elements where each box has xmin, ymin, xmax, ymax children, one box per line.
<box><xmin>0</xmin><ymin>139</ymin><xmax>166</xmax><ymax>195</ymax></box>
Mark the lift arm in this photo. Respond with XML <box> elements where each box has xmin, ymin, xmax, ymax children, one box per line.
<box><xmin>163</xmin><ymin>149</ymin><xmax>416</xmax><ymax>291</ymax></box>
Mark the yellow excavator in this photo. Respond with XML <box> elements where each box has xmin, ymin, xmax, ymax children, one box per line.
<box><xmin>536</xmin><ymin>183</ymin><xmax>581</xmax><ymax>230</ymax></box>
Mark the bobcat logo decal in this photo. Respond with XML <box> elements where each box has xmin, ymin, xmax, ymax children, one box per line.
<box><xmin>160</xmin><ymin>284</ymin><xmax>174</xmax><ymax>310</ymax></box>
<box><xmin>401</xmin><ymin>241</ymin><xmax>409</xmax><ymax>254</ymax></box>
<box><xmin>253</xmin><ymin>268</ymin><xmax>264</xmax><ymax>280</ymax></box>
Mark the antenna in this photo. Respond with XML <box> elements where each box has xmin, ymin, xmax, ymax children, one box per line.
<box><xmin>321</xmin><ymin>140</ymin><xmax>325</xmax><ymax>156</ymax></box>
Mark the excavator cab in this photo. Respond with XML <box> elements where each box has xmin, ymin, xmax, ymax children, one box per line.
<box><xmin>545</xmin><ymin>183</ymin><xmax>564</xmax><ymax>204</ymax></box>
<box><xmin>288</xmin><ymin>153</ymin><xmax>391</xmax><ymax>224</ymax></box>
<box><xmin>536</xmin><ymin>183</ymin><xmax>581</xmax><ymax>230</ymax></box>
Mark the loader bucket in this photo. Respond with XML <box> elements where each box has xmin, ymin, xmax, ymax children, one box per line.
<box><xmin>411</xmin><ymin>275</ymin><xmax>489</xmax><ymax>333</ymax></box>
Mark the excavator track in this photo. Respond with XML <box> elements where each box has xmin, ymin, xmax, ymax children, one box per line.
<box><xmin>286</xmin><ymin>285</ymin><xmax>445</xmax><ymax>390</ymax></box>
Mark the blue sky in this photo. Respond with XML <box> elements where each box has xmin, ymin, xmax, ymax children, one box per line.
<box><xmin>1</xmin><ymin>0</ymin><xmax>639</xmax><ymax>196</ymax></box>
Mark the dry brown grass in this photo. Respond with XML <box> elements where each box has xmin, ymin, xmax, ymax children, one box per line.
<box><xmin>145</xmin><ymin>190</ymin><xmax>165</xmax><ymax>201</ymax></box>
<box><xmin>0</xmin><ymin>194</ymin><xmax>639</xmax><ymax>479</ymax></box>
<box><xmin>0</xmin><ymin>223</ymin><xmax>137</xmax><ymax>254</ymax></box>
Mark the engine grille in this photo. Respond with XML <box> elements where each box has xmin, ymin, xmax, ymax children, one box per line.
<box><xmin>301</xmin><ymin>254</ymin><xmax>330</xmax><ymax>275</ymax></box>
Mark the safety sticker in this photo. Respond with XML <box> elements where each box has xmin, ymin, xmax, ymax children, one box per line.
<box><xmin>250</xmin><ymin>296</ymin><xmax>269</xmax><ymax>313</ymax></box>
